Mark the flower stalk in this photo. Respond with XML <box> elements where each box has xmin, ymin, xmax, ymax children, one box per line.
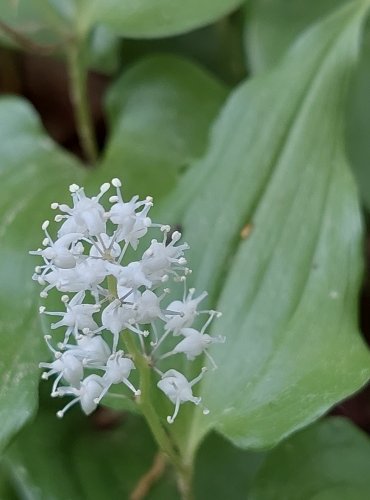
<box><xmin>66</xmin><ymin>41</ymin><xmax>98</xmax><ymax>164</ymax></box>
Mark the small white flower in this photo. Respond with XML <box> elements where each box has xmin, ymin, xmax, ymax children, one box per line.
<box><xmin>39</xmin><ymin>350</ymin><xmax>84</xmax><ymax>395</ymax></box>
<box><xmin>157</xmin><ymin>368</ymin><xmax>208</xmax><ymax>423</ymax></box>
<box><xmin>133</xmin><ymin>290</ymin><xmax>164</xmax><ymax>324</ymax></box>
<box><xmin>141</xmin><ymin>230</ymin><xmax>189</xmax><ymax>283</ymax></box>
<box><xmin>40</xmin><ymin>291</ymin><xmax>100</xmax><ymax>344</ymax></box>
<box><xmin>56</xmin><ymin>184</ymin><xmax>109</xmax><ymax>237</ymax></box>
<box><xmin>64</xmin><ymin>335</ymin><xmax>111</xmax><ymax>367</ymax></box>
<box><xmin>165</xmin><ymin>289</ymin><xmax>208</xmax><ymax>334</ymax></box>
<box><xmin>30</xmin><ymin>224</ymin><xmax>83</xmax><ymax>269</ymax></box>
<box><xmin>107</xmin><ymin>178</ymin><xmax>153</xmax><ymax>249</ymax></box>
<box><xmin>56</xmin><ymin>374</ymin><xmax>106</xmax><ymax>417</ymax></box>
<box><xmin>101</xmin><ymin>299</ymin><xmax>138</xmax><ymax>351</ymax></box>
<box><xmin>169</xmin><ymin>328</ymin><xmax>225</xmax><ymax>368</ymax></box>
<box><xmin>107</xmin><ymin>261</ymin><xmax>152</xmax><ymax>290</ymax></box>
<box><xmin>94</xmin><ymin>351</ymin><xmax>140</xmax><ymax>404</ymax></box>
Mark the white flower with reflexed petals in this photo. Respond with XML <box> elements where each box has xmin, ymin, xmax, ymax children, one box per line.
<box><xmin>107</xmin><ymin>178</ymin><xmax>153</xmax><ymax>249</ymax></box>
<box><xmin>39</xmin><ymin>291</ymin><xmax>100</xmax><ymax>345</ymax></box>
<box><xmin>157</xmin><ymin>368</ymin><xmax>209</xmax><ymax>424</ymax></box>
<box><xmin>165</xmin><ymin>289</ymin><xmax>208</xmax><ymax>334</ymax></box>
<box><xmin>64</xmin><ymin>335</ymin><xmax>111</xmax><ymax>366</ymax></box>
<box><xmin>94</xmin><ymin>351</ymin><xmax>140</xmax><ymax>404</ymax></box>
<box><xmin>56</xmin><ymin>184</ymin><xmax>109</xmax><ymax>237</ymax></box>
<box><xmin>30</xmin><ymin>225</ymin><xmax>83</xmax><ymax>270</ymax></box>
<box><xmin>31</xmin><ymin>180</ymin><xmax>223</xmax><ymax>422</ymax></box>
<box><xmin>56</xmin><ymin>374</ymin><xmax>106</xmax><ymax>417</ymax></box>
<box><xmin>39</xmin><ymin>350</ymin><xmax>83</xmax><ymax>395</ymax></box>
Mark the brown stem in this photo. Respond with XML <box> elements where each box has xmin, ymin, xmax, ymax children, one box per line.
<box><xmin>130</xmin><ymin>451</ymin><xmax>167</xmax><ymax>500</ymax></box>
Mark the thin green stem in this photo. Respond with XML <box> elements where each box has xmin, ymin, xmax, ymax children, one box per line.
<box><xmin>123</xmin><ymin>332</ymin><xmax>181</xmax><ymax>465</ymax></box>
<box><xmin>176</xmin><ymin>465</ymin><xmax>194</xmax><ymax>500</ymax></box>
<box><xmin>107</xmin><ymin>276</ymin><xmax>193</xmax><ymax>498</ymax></box>
<box><xmin>66</xmin><ymin>42</ymin><xmax>98</xmax><ymax>164</ymax></box>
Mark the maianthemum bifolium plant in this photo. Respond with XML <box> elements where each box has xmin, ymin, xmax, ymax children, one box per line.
<box><xmin>4</xmin><ymin>0</ymin><xmax>370</xmax><ymax>498</ymax></box>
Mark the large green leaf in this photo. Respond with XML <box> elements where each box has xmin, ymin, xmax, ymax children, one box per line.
<box><xmin>0</xmin><ymin>97</ymin><xmax>85</xmax><ymax>453</ymax></box>
<box><xmin>158</xmin><ymin>0</ymin><xmax>370</xmax><ymax>458</ymax></box>
<box><xmin>98</xmin><ymin>55</ymin><xmax>228</xmax><ymax>196</ymax></box>
<box><xmin>249</xmin><ymin>417</ymin><xmax>370</xmax><ymax>499</ymax></box>
<box><xmin>74</xmin><ymin>0</ymin><xmax>243</xmax><ymax>39</ymax></box>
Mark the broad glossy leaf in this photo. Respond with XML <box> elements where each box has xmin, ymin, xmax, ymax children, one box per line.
<box><xmin>98</xmin><ymin>55</ymin><xmax>227</xmax><ymax>196</ymax></box>
<box><xmin>0</xmin><ymin>97</ymin><xmax>85</xmax><ymax>452</ymax></box>
<box><xmin>249</xmin><ymin>417</ymin><xmax>370</xmax><ymax>499</ymax></box>
<box><xmin>158</xmin><ymin>1</ymin><xmax>370</xmax><ymax>457</ymax></box>
<box><xmin>76</xmin><ymin>0</ymin><xmax>243</xmax><ymax>39</ymax></box>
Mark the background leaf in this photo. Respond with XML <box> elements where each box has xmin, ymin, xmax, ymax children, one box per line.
<box><xmin>97</xmin><ymin>55</ymin><xmax>228</xmax><ymax>196</ymax></box>
<box><xmin>0</xmin><ymin>97</ymin><xmax>84</xmax><ymax>453</ymax></box>
<box><xmin>0</xmin><ymin>0</ymin><xmax>70</xmax><ymax>46</ymax></box>
<box><xmin>157</xmin><ymin>1</ymin><xmax>370</xmax><ymax>458</ymax></box>
<box><xmin>76</xmin><ymin>0</ymin><xmax>244</xmax><ymax>39</ymax></box>
<box><xmin>2</xmin><ymin>399</ymin><xmax>265</xmax><ymax>500</ymax></box>
<box><xmin>249</xmin><ymin>417</ymin><xmax>370</xmax><ymax>500</ymax></box>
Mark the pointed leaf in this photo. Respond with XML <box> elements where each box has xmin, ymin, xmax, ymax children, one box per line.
<box><xmin>0</xmin><ymin>97</ymin><xmax>85</xmax><ymax>452</ymax></box>
<box><xmin>97</xmin><ymin>55</ymin><xmax>227</xmax><ymax>196</ymax></box>
<box><xmin>77</xmin><ymin>0</ymin><xmax>243</xmax><ymax>39</ymax></box>
<box><xmin>159</xmin><ymin>1</ymin><xmax>370</xmax><ymax>457</ymax></box>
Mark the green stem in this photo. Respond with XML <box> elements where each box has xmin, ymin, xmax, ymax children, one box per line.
<box><xmin>176</xmin><ymin>464</ymin><xmax>194</xmax><ymax>500</ymax></box>
<box><xmin>126</xmin><ymin>334</ymin><xmax>194</xmax><ymax>499</ymax></box>
<box><xmin>66</xmin><ymin>42</ymin><xmax>98</xmax><ymax>164</ymax></box>
<box><xmin>123</xmin><ymin>333</ymin><xmax>180</xmax><ymax>464</ymax></box>
<box><xmin>107</xmin><ymin>276</ymin><xmax>193</xmax><ymax>498</ymax></box>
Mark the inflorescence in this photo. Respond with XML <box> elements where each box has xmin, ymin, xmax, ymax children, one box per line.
<box><xmin>31</xmin><ymin>180</ymin><xmax>224</xmax><ymax>423</ymax></box>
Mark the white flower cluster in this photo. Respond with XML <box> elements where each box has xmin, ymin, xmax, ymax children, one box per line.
<box><xmin>31</xmin><ymin>180</ymin><xmax>224</xmax><ymax>423</ymax></box>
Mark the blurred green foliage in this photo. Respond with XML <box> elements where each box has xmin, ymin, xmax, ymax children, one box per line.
<box><xmin>1</xmin><ymin>0</ymin><xmax>370</xmax><ymax>497</ymax></box>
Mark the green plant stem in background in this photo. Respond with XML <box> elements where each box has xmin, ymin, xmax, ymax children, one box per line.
<box><xmin>66</xmin><ymin>42</ymin><xmax>98</xmax><ymax>164</ymax></box>
<box><xmin>107</xmin><ymin>276</ymin><xmax>194</xmax><ymax>499</ymax></box>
